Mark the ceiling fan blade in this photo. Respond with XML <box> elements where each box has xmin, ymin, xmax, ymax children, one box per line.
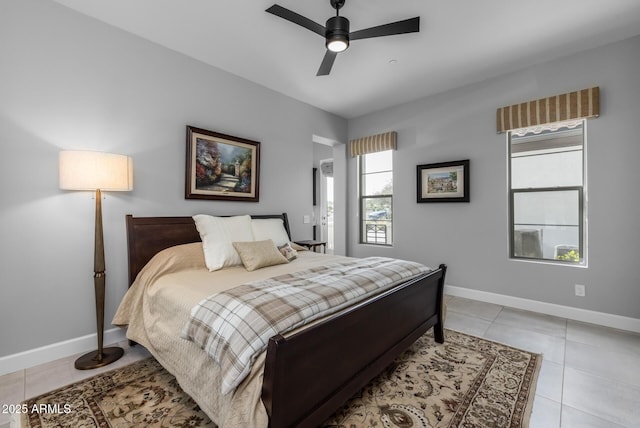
<box><xmin>350</xmin><ymin>16</ymin><xmax>420</xmax><ymax>41</ymax></box>
<box><xmin>266</xmin><ymin>4</ymin><xmax>325</xmax><ymax>37</ymax></box>
<box><xmin>317</xmin><ymin>50</ymin><xmax>338</xmax><ymax>76</ymax></box>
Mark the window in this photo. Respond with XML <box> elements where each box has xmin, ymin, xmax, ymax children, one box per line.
<box><xmin>508</xmin><ymin>120</ymin><xmax>586</xmax><ymax>264</ymax></box>
<box><xmin>359</xmin><ymin>150</ymin><xmax>393</xmax><ymax>245</ymax></box>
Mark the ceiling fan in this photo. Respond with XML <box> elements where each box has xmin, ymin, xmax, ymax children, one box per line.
<box><xmin>266</xmin><ymin>0</ymin><xmax>420</xmax><ymax>76</ymax></box>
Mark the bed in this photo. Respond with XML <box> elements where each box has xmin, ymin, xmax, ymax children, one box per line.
<box><xmin>117</xmin><ymin>213</ymin><xmax>447</xmax><ymax>428</ymax></box>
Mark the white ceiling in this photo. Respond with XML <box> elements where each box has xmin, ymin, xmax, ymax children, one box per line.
<box><xmin>53</xmin><ymin>0</ymin><xmax>640</xmax><ymax>119</ymax></box>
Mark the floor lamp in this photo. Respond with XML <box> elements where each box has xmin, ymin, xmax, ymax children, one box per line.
<box><xmin>59</xmin><ymin>150</ymin><xmax>133</xmax><ymax>370</ymax></box>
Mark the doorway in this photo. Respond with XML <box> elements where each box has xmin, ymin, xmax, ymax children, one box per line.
<box><xmin>318</xmin><ymin>159</ymin><xmax>334</xmax><ymax>253</ymax></box>
<box><xmin>313</xmin><ymin>136</ymin><xmax>345</xmax><ymax>255</ymax></box>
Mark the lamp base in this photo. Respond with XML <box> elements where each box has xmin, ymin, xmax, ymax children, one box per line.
<box><xmin>74</xmin><ymin>346</ymin><xmax>124</xmax><ymax>370</ymax></box>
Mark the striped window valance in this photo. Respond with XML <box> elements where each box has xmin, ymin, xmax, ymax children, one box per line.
<box><xmin>496</xmin><ymin>87</ymin><xmax>599</xmax><ymax>133</ymax></box>
<box><xmin>349</xmin><ymin>131</ymin><xmax>397</xmax><ymax>157</ymax></box>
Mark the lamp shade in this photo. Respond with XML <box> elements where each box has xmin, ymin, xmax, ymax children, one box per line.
<box><xmin>59</xmin><ymin>151</ymin><xmax>133</xmax><ymax>191</ymax></box>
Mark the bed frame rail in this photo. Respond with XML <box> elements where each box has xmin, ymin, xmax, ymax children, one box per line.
<box><xmin>261</xmin><ymin>264</ymin><xmax>446</xmax><ymax>428</ymax></box>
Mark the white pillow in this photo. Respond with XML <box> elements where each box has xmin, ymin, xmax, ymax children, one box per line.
<box><xmin>251</xmin><ymin>218</ymin><xmax>290</xmax><ymax>247</ymax></box>
<box><xmin>193</xmin><ymin>214</ymin><xmax>255</xmax><ymax>271</ymax></box>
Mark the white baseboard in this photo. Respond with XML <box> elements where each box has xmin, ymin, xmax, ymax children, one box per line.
<box><xmin>0</xmin><ymin>328</ymin><xmax>127</xmax><ymax>376</ymax></box>
<box><xmin>445</xmin><ymin>285</ymin><xmax>640</xmax><ymax>334</ymax></box>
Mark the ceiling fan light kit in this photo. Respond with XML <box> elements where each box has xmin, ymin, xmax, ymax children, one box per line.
<box><xmin>266</xmin><ymin>0</ymin><xmax>420</xmax><ymax>75</ymax></box>
<box><xmin>326</xmin><ymin>16</ymin><xmax>350</xmax><ymax>52</ymax></box>
<box><xmin>327</xmin><ymin>37</ymin><xmax>348</xmax><ymax>53</ymax></box>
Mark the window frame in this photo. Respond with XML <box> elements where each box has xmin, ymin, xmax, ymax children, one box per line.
<box><xmin>507</xmin><ymin>120</ymin><xmax>587</xmax><ymax>265</ymax></box>
<box><xmin>358</xmin><ymin>150</ymin><xmax>393</xmax><ymax>246</ymax></box>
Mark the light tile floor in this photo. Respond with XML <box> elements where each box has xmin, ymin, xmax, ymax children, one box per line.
<box><xmin>1</xmin><ymin>295</ymin><xmax>639</xmax><ymax>427</ymax></box>
<box><xmin>443</xmin><ymin>295</ymin><xmax>640</xmax><ymax>427</ymax></box>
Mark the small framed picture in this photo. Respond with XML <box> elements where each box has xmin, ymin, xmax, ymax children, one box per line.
<box><xmin>185</xmin><ymin>126</ymin><xmax>260</xmax><ymax>202</ymax></box>
<box><xmin>417</xmin><ymin>159</ymin><xmax>469</xmax><ymax>203</ymax></box>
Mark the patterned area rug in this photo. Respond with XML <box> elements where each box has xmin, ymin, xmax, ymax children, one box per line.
<box><xmin>20</xmin><ymin>329</ymin><xmax>540</xmax><ymax>428</ymax></box>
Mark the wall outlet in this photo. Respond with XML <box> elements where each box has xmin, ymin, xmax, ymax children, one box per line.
<box><xmin>303</xmin><ymin>215</ymin><xmax>311</xmax><ymax>224</ymax></box>
<box><xmin>575</xmin><ymin>284</ymin><xmax>586</xmax><ymax>297</ymax></box>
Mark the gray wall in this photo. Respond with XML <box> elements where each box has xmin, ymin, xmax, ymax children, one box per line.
<box><xmin>0</xmin><ymin>0</ymin><xmax>346</xmax><ymax>357</ymax></box>
<box><xmin>347</xmin><ymin>35</ymin><xmax>640</xmax><ymax>320</ymax></box>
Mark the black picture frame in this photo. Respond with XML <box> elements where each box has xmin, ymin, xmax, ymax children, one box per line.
<box><xmin>185</xmin><ymin>126</ymin><xmax>260</xmax><ymax>202</ymax></box>
<box><xmin>312</xmin><ymin>167</ymin><xmax>317</xmax><ymax>206</ymax></box>
<box><xmin>417</xmin><ymin>159</ymin><xmax>470</xmax><ymax>203</ymax></box>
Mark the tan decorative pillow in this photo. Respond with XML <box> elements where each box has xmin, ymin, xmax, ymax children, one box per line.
<box><xmin>290</xmin><ymin>242</ymin><xmax>308</xmax><ymax>251</ymax></box>
<box><xmin>232</xmin><ymin>239</ymin><xmax>289</xmax><ymax>271</ymax></box>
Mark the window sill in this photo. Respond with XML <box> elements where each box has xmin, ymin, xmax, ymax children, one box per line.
<box><xmin>509</xmin><ymin>257</ymin><xmax>588</xmax><ymax>268</ymax></box>
<box><xmin>358</xmin><ymin>243</ymin><xmax>393</xmax><ymax>248</ymax></box>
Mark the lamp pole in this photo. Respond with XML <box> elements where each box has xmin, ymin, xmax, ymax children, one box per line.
<box><xmin>74</xmin><ymin>189</ymin><xmax>124</xmax><ymax>370</ymax></box>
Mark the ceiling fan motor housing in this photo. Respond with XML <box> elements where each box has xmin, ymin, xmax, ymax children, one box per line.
<box><xmin>326</xmin><ymin>16</ymin><xmax>350</xmax><ymax>51</ymax></box>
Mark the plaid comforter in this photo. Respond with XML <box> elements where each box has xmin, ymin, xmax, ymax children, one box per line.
<box><xmin>182</xmin><ymin>257</ymin><xmax>431</xmax><ymax>394</ymax></box>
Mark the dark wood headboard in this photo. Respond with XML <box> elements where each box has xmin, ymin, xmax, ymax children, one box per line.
<box><xmin>125</xmin><ymin>213</ymin><xmax>290</xmax><ymax>285</ymax></box>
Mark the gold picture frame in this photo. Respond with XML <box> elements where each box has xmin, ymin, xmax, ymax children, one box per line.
<box><xmin>185</xmin><ymin>126</ymin><xmax>260</xmax><ymax>202</ymax></box>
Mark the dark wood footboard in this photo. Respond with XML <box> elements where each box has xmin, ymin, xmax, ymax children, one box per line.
<box><xmin>262</xmin><ymin>264</ymin><xmax>447</xmax><ymax>428</ymax></box>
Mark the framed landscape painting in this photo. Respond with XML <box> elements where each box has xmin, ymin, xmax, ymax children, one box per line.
<box><xmin>185</xmin><ymin>126</ymin><xmax>260</xmax><ymax>201</ymax></box>
<box><xmin>417</xmin><ymin>159</ymin><xmax>469</xmax><ymax>203</ymax></box>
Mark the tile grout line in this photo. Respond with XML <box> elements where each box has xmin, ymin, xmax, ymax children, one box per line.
<box><xmin>558</xmin><ymin>318</ymin><xmax>568</xmax><ymax>427</ymax></box>
<box><xmin>22</xmin><ymin>368</ymin><xmax>26</xmax><ymax>403</ymax></box>
<box><xmin>485</xmin><ymin>305</ymin><xmax>503</xmax><ymax>337</ymax></box>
